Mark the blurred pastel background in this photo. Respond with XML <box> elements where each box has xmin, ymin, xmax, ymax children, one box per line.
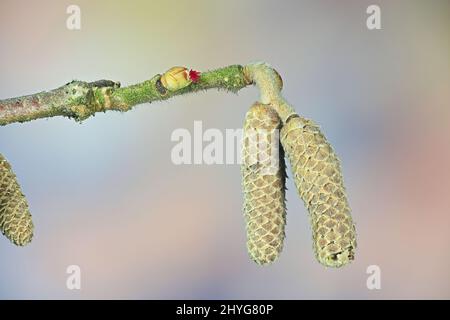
<box><xmin>0</xmin><ymin>0</ymin><xmax>449</xmax><ymax>299</ymax></box>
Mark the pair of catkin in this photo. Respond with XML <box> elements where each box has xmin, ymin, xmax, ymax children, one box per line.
<box><xmin>0</xmin><ymin>101</ymin><xmax>356</xmax><ymax>268</ymax></box>
<box><xmin>241</xmin><ymin>103</ymin><xmax>356</xmax><ymax>267</ymax></box>
<box><xmin>0</xmin><ymin>154</ymin><xmax>33</xmax><ymax>246</ymax></box>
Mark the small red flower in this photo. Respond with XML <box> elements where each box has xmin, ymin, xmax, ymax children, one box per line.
<box><xmin>189</xmin><ymin>69</ymin><xmax>201</xmax><ymax>83</ymax></box>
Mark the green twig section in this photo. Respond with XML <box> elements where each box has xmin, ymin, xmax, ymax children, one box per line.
<box><xmin>0</xmin><ymin>65</ymin><xmax>249</xmax><ymax>126</ymax></box>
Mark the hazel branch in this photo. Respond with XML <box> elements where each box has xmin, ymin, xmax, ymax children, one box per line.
<box><xmin>0</xmin><ymin>63</ymin><xmax>297</xmax><ymax>126</ymax></box>
<box><xmin>0</xmin><ymin>62</ymin><xmax>357</xmax><ymax>268</ymax></box>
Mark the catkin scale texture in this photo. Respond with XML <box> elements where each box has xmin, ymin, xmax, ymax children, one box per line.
<box><xmin>241</xmin><ymin>103</ymin><xmax>286</xmax><ymax>265</ymax></box>
<box><xmin>0</xmin><ymin>154</ymin><xmax>33</xmax><ymax>246</ymax></box>
<box><xmin>280</xmin><ymin>116</ymin><xmax>356</xmax><ymax>267</ymax></box>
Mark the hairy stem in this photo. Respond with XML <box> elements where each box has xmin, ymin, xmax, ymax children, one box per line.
<box><xmin>0</xmin><ymin>63</ymin><xmax>298</xmax><ymax>126</ymax></box>
<box><xmin>0</xmin><ymin>65</ymin><xmax>254</xmax><ymax>126</ymax></box>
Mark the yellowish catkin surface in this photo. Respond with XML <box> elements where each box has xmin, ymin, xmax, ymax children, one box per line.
<box><xmin>241</xmin><ymin>103</ymin><xmax>286</xmax><ymax>265</ymax></box>
<box><xmin>280</xmin><ymin>116</ymin><xmax>356</xmax><ymax>267</ymax></box>
<box><xmin>0</xmin><ymin>154</ymin><xmax>33</xmax><ymax>246</ymax></box>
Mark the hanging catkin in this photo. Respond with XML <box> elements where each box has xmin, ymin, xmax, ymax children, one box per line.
<box><xmin>280</xmin><ymin>115</ymin><xmax>356</xmax><ymax>267</ymax></box>
<box><xmin>241</xmin><ymin>103</ymin><xmax>286</xmax><ymax>265</ymax></box>
<box><xmin>0</xmin><ymin>154</ymin><xmax>33</xmax><ymax>246</ymax></box>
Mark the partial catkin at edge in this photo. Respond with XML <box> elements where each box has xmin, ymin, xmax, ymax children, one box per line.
<box><xmin>0</xmin><ymin>154</ymin><xmax>34</xmax><ymax>246</ymax></box>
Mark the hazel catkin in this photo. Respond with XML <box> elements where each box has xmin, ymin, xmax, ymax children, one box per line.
<box><xmin>280</xmin><ymin>115</ymin><xmax>356</xmax><ymax>267</ymax></box>
<box><xmin>0</xmin><ymin>153</ymin><xmax>33</xmax><ymax>246</ymax></box>
<box><xmin>241</xmin><ymin>103</ymin><xmax>286</xmax><ymax>265</ymax></box>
